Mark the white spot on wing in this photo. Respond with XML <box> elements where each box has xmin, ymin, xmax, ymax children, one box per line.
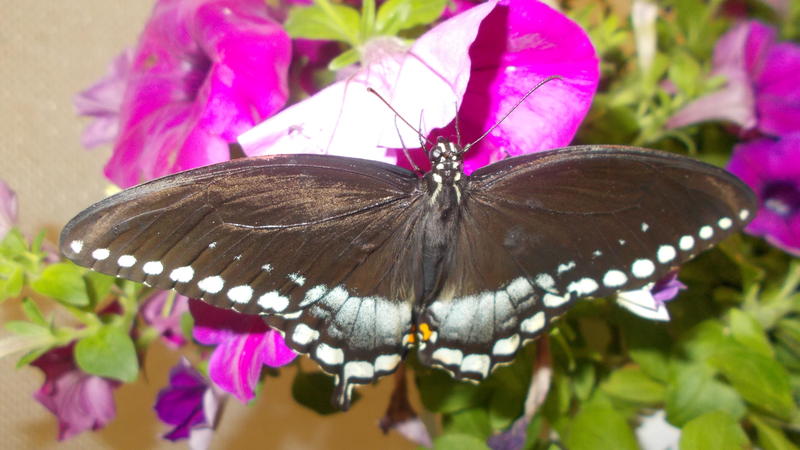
<box><xmin>198</xmin><ymin>275</ymin><xmax>224</xmax><ymax>294</ymax></box>
<box><xmin>631</xmin><ymin>259</ymin><xmax>655</xmax><ymax>278</ymax></box>
<box><xmin>543</xmin><ymin>293</ymin><xmax>570</xmax><ymax>307</ymax></box>
<box><xmin>170</xmin><ymin>266</ymin><xmax>194</xmax><ymax>283</ymax></box>
<box><xmin>603</xmin><ymin>270</ymin><xmax>627</xmax><ymax>288</ymax></box>
<box><xmin>70</xmin><ymin>240</ymin><xmax>83</xmax><ymax>254</ymax></box>
<box><xmin>507</xmin><ymin>277</ymin><xmax>533</xmax><ymax>299</ymax></box>
<box><xmin>143</xmin><ymin>261</ymin><xmax>164</xmax><ymax>275</ymax></box>
<box><xmin>300</xmin><ymin>285</ymin><xmax>327</xmax><ymax>307</ymax></box>
<box><xmin>375</xmin><ymin>354</ymin><xmax>401</xmax><ymax>373</ymax></box>
<box><xmin>699</xmin><ymin>225</ymin><xmax>713</xmax><ymax>240</ymax></box>
<box><xmin>461</xmin><ymin>354</ymin><xmax>490</xmax><ymax>378</ymax></box>
<box><xmin>679</xmin><ymin>235</ymin><xmax>694</xmax><ymax>251</ymax></box>
<box><xmin>567</xmin><ymin>277</ymin><xmax>598</xmax><ymax>296</ymax></box>
<box><xmin>227</xmin><ymin>285</ymin><xmax>253</xmax><ymax>304</ymax></box>
<box><xmin>261</xmin><ymin>264</ymin><xmax>273</xmax><ymax>272</ymax></box>
<box><xmin>288</xmin><ymin>273</ymin><xmax>306</xmax><ymax>286</ymax></box>
<box><xmin>316</xmin><ymin>343</ymin><xmax>344</xmax><ymax>366</ymax></box>
<box><xmin>208</xmin><ymin>241</ymin><xmax>217</xmax><ymax>248</ymax></box>
<box><xmin>641</xmin><ymin>222</ymin><xmax>650</xmax><ymax>232</ymax></box>
<box><xmin>492</xmin><ymin>334</ymin><xmax>520</xmax><ymax>356</ymax></box>
<box><xmin>521</xmin><ymin>311</ymin><xmax>546</xmax><ymax>334</ymax></box>
<box><xmin>534</xmin><ymin>273</ymin><xmax>555</xmax><ymax>291</ymax></box>
<box><xmin>718</xmin><ymin>217</ymin><xmax>733</xmax><ymax>230</ymax></box>
<box><xmin>291</xmin><ymin>324</ymin><xmax>319</xmax><ymax>346</ymax></box>
<box><xmin>657</xmin><ymin>245</ymin><xmax>676</xmax><ymax>264</ymax></box>
<box><xmin>258</xmin><ymin>291</ymin><xmax>289</xmax><ymax>312</ymax></box>
<box><xmin>92</xmin><ymin>248</ymin><xmax>110</xmax><ymax>260</ymax></box>
<box><xmin>739</xmin><ymin>209</ymin><xmax>750</xmax><ymax>221</ymax></box>
<box><xmin>432</xmin><ymin>348</ymin><xmax>463</xmax><ymax>366</ymax></box>
<box><xmin>557</xmin><ymin>261</ymin><xmax>576</xmax><ymax>274</ymax></box>
<box><xmin>344</xmin><ymin>361</ymin><xmax>374</xmax><ymax>380</ymax></box>
<box><xmin>117</xmin><ymin>255</ymin><xmax>136</xmax><ymax>267</ymax></box>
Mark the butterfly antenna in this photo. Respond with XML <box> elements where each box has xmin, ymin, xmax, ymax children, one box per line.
<box><xmin>393</xmin><ymin>116</ymin><xmax>423</xmax><ymax>175</ymax></box>
<box><xmin>367</xmin><ymin>87</ymin><xmax>433</xmax><ymax>148</ymax></box>
<box><xmin>454</xmin><ymin>101</ymin><xmax>462</xmax><ymax>147</ymax></box>
<box><xmin>464</xmin><ymin>75</ymin><xmax>563</xmax><ymax>152</ymax></box>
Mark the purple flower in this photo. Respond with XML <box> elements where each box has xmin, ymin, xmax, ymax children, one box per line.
<box><xmin>727</xmin><ymin>133</ymin><xmax>800</xmax><ymax>255</ymax></box>
<box><xmin>668</xmin><ymin>21</ymin><xmax>800</xmax><ymax>136</ymax></box>
<box><xmin>239</xmin><ymin>0</ymin><xmax>598</xmax><ymax>173</ymax></box>
<box><xmin>155</xmin><ymin>358</ymin><xmax>222</xmax><ymax>446</ymax></box>
<box><xmin>141</xmin><ymin>291</ymin><xmax>190</xmax><ymax>348</ymax></box>
<box><xmin>617</xmin><ymin>271</ymin><xmax>686</xmax><ymax>322</ymax></box>
<box><xmin>78</xmin><ymin>0</ymin><xmax>292</xmax><ymax>188</ymax></box>
<box><xmin>74</xmin><ymin>50</ymin><xmax>133</xmax><ymax>149</ymax></box>
<box><xmin>0</xmin><ymin>180</ymin><xmax>17</xmax><ymax>238</ymax></box>
<box><xmin>31</xmin><ymin>345</ymin><xmax>119</xmax><ymax>440</ymax></box>
<box><xmin>189</xmin><ymin>300</ymin><xmax>296</xmax><ymax>403</ymax></box>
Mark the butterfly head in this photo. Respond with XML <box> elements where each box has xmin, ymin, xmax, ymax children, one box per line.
<box><xmin>428</xmin><ymin>137</ymin><xmax>465</xmax><ymax>185</ymax></box>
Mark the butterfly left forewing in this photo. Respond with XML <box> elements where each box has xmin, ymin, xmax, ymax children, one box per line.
<box><xmin>417</xmin><ymin>145</ymin><xmax>756</xmax><ymax>380</ymax></box>
<box><xmin>60</xmin><ymin>154</ymin><xmax>427</xmax><ymax>409</ymax></box>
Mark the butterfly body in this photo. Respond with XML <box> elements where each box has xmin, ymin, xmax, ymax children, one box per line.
<box><xmin>61</xmin><ymin>143</ymin><xmax>756</xmax><ymax>409</ymax></box>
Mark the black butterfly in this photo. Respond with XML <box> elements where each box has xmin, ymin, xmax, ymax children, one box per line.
<box><xmin>60</xmin><ymin>139</ymin><xmax>755</xmax><ymax>409</ymax></box>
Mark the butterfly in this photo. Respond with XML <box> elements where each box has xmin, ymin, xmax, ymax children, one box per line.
<box><xmin>60</xmin><ymin>137</ymin><xmax>756</xmax><ymax>409</ymax></box>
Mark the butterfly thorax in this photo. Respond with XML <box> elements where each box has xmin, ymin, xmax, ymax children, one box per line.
<box><xmin>418</xmin><ymin>138</ymin><xmax>468</xmax><ymax>304</ymax></box>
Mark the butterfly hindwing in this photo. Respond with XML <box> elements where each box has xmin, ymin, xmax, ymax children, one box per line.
<box><xmin>416</xmin><ymin>145</ymin><xmax>756</xmax><ymax>379</ymax></box>
<box><xmin>60</xmin><ymin>154</ymin><xmax>426</xmax><ymax>409</ymax></box>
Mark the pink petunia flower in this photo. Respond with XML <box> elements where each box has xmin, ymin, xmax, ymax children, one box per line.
<box><xmin>727</xmin><ymin>133</ymin><xmax>800</xmax><ymax>255</ymax></box>
<box><xmin>31</xmin><ymin>345</ymin><xmax>119</xmax><ymax>440</ymax></box>
<box><xmin>141</xmin><ymin>291</ymin><xmax>190</xmax><ymax>349</ymax></box>
<box><xmin>154</xmin><ymin>358</ymin><xmax>223</xmax><ymax>447</ymax></box>
<box><xmin>189</xmin><ymin>300</ymin><xmax>296</xmax><ymax>403</ymax></box>
<box><xmin>667</xmin><ymin>21</ymin><xmax>800</xmax><ymax>136</ymax></box>
<box><xmin>77</xmin><ymin>0</ymin><xmax>292</xmax><ymax>188</ymax></box>
<box><xmin>238</xmin><ymin>0</ymin><xmax>599</xmax><ymax>173</ymax></box>
<box><xmin>74</xmin><ymin>50</ymin><xmax>133</xmax><ymax>149</ymax></box>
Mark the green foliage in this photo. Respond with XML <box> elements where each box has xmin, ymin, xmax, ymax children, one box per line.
<box><xmin>285</xmin><ymin>0</ymin><xmax>446</xmax><ymax>70</ymax></box>
<box><xmin>75</xmin><ymin>325</ymin><xmax>139</xmax><ymax>382</ymax></box>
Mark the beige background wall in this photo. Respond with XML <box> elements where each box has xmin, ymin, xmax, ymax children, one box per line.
<box><xmin>0</xmin><ymin>2</ymin><xmax>413</xmax><ymax>448</ymax></box>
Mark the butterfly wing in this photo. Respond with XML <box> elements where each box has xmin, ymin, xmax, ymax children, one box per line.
<box><xmin>416</xmin><ymin>145</ymin><xmax>756</xmax><ymax>380</ymax></box>
<box><xmin>60</xmin><ymin>154</ymin><xmax>426</xmax><ymax>409</ymax></box>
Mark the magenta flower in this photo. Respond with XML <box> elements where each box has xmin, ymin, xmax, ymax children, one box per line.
<box><xmin>78</xmin><ymin>0</ymin><xmax>292</xmax><ymax>188</ymax></box>
<box><xmin>189</xmin><ymin>300</ymin><xmax>296</xmax><ymax>403</ymax></box>
<box><xmin>239</xmin><ymin>0</ymin><xmax>598</xmax><ymax>173</ymax></box>
<box><xmin>31</xmin><ymin>345</ymin><xmax>119</xmax><ymax>440</ymax></box>
<box><xmin>0</xmin><ymin>180</ymin><xmax>17</xmax><ymax>238</ymax></box>
<box><xmin>651</xmin><ymin>271</ymin><xmax>687</xmax><ymax>305</ymax></box>
<box><xmin>667</xmin><ymin>21</ymin><xmax>800</xmax><ymax>136</ymax></box>
<box><xmin>727</xmin><ymin>133</ymin><xmax>800</xmax><ymax>255</ymax></box>
<box><xmin>155</xmin><ymin>358</ymin><xmax>222</xmax><ymax>446</ymax></box>
<box><xmin>141</xmin><ymin>291</ymin><xmax>190</xmax><ymax>348</ymax></box>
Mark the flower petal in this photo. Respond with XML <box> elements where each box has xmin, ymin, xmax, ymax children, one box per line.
<box><xmin>206</xmin><ymin>331</ymin><xmax>267</xmax><ymax>403</ymax></box>
<box><xmin>74</xmin><ymin>49</ymin><xmax>133</xmax><ymax>148</ymax></box>
<box><xmin>0</xmin><ymin>180</ymin><xmax>18</xmax><ymax>238</ymax></box>
<box><xmin>260</xmin><ymin>329</ymin><xmax>297</xmax><ymax>367</ymax></box>
<box><xmin>238</xmin><ymin>1</ymin><xmax>500</xmax><ymax>163</ymax></box>
<box><xmin>155</xmin><ymin>359</ymin><xmax>208</xmax><ymax>441</ymax></box>
<box><xmin>755</xmin><ymin>42</ymin><xmax>800</xmax><ymax>136</ymax></box>
<box><xmin>441</xmin><ymin>0</ymin><xmax>599</xmax><ymax>173</ymax></box>
<box><xmin>106</xmin><ymin>0</ymin><xmax>291</xmax><ymax>187</ymax></box>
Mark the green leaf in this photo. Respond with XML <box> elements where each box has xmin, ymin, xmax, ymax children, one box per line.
<box><xmin>84</xmin><ymin>270</ymin><xmax>115</xmax><ymax>305</ymax></box>
<box><xmin>621</xmin><ymin>316</ymin><xmax>671</xmax><ymax>382</ymax></box>
<box><xmin>417</xmin><ymin>367</ymin><xmax>488</xmax><ymax>413</ymax></box>
<box><xmin>21</xmin><ymin>298</ymin><xmax>47</xmax><ymax>326</ymax></box>
<box><xmin>75</xmin><ymin>325</ymin><xmax>138</xmax><ymax>382</ymax></box>
<box><xmin>433</xmin><ymin>432</ymin><xmax>488</xmax><ymax>450</ymax></box>
<box><xmin>31</xmin><ymin>262</ymin><xmax>90</xmax><ymax>307</ymax></box>
<box><xmin>665</xmin><ymin>364</ymin><xmax>746</xmax><ymax>426</ymax></box>
<box><xmin>750</xmin><ymin>414</ymin><xmax>800</xmax><ymax>450</ymax></box>
<box><xmin>0</xmin><ymin>262</ymin><xmax>24</xmax><ymax>301</ymax></box>
<box><xmin>709</xmin><ymin>343</ymin><xmax>796</xmax><ymax>420</ymax></box>
<box><xmin>285</xmin><ymin>3</ymin><xmax>360</xmax><ymax>45</ymax></box>
<box><xmin>375</xmin><ymin>0</ymin><xmax>447</xmax><ymax>35</ymax></box>
<box><xmin>16</xmin><ymin>345</ymin><xmax>52</xmax><ymax>368</ymax></box>
<box><xmin>445</xmin><ymin>408</ymin><xmax>491</xmax><ymax>439</ymax></box>
<box><xmin>0</xmin><ymin>229</ymin><xmax>28</xmax><ymax>257</ymax></box>
<box><xmin>564</xmin><ymin>404</ymin><xmax>638</xmax><ymax>450</ymax></box>
<box><xmin>728</xmin><ymin>309</ymin><xmax>773</xmax><ymax>357</ymax></box>
<box><xmin>328</xmin><ymin>48</ymin><xmax>360</xmax><ymax>71</ymax></box>
<box><xmin>679</xmin><ymin>411</ymin><xmax>748</xmax><ymax>450</ymax></box>
<box><xmin>601</xmin><ymin>366</ymin><xmax>665</xmax><ymax>405</ymax></box>
<box><xmin>291</xmin><ymin>371</ymin><xmax>349</xmax><ymax>415</ymax></box>
<box><xmin>5</xmin><ymin>320</ymin><xmax>49</xmax><ymax>337</ymax></box>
